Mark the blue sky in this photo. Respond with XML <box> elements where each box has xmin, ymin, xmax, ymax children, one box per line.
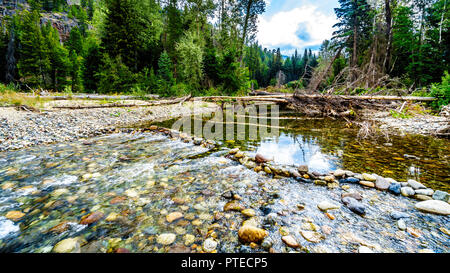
<box><xmin>257</xmin><ymin>0</ymin><xmax>340</xmax><ymax>56</ymax></box>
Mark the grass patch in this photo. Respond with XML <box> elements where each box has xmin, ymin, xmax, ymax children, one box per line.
<box><xmin>0</xmin><ymin>84</ymin><xmax>47</xmax><ymax>109</ymax></box>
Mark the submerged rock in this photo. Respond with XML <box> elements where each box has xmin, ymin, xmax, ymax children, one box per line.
<box><xmin>300</xmin><ymin>230</ymin><xmax>324</xmax><ymax>243</ymax></box>
<box><xmin>281</xmin><ymin>235</ymin><xmax>299</xmax><ymax>248</ymax></box>
<box><xmin>342</xmin><ymin>197</ymin><xmax>366</xmax><ymax>216</ymax></box>
<box><xmin>203</xmin><ymin>238</ymin><xmax>218</xmax><ymax>252</ymax></box>
<box><xmin>5</xmin><ymin>211</ymin><xmax>25</xmax><ymax>221</ymax></box>
<box><xmin>388</xmin><ymin>182</ymin><xmax>401</xmax><ymax>195</ymax></box>
<box><xmin>415</xmin><ymin>200</ymin><xmax>450</xmax><ymax>215</ymax></box>
<box><xmin>238</xmin><ymin>225</ymin><xmax>268</xmax><ymax>243</ymax></box>
<box><xmin>317</xmin><ymin>201</ymin><xmax>341</xmax><ymax>211</ymax></box>
<box><xmin>166</xmin><ymin>212</ymin><xmax>183</xmax><ymax>223</ymax></box>
<box><xmin>80</xmin><ymin>211</ymin><xmax>104</xmax><ymax>225</ymax></box>
<box><xmin>390</xmin><ymin>211</ymin><xmax>410</xmax><ymax>220</ymax></box>
<box><xmin>157</xmin><ymin>233</ymin><xmax>176</xmax><ymax>245</ymax></box>
<box><xmin>53</xmin><ymin>238</ymin><xmax>81</xmax><ymax>253</ymax></box>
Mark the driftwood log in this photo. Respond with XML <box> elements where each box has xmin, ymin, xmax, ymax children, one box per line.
<box><xmin>53</xmin><ymin>95</ymin><xmax>191</xmax><ymax>109</ymax></box>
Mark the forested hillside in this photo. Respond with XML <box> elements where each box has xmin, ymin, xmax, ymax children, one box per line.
<box><xmin>0</xmin><ymin>0</ymin><xmax>448</xmax><ymax>100</ymax></box>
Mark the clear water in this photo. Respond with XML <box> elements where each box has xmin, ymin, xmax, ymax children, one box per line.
<box><xmin>0</xmin><ymin>111</ymin><xmax>449</xmax><ymax>253</ymax></box>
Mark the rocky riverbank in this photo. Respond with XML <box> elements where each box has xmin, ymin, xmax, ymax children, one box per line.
<box><xmin>364</xmin><ymin>105</ymin><xmax>449</xmax><ymax>137</ymax></box>
<box><xmin>0</xmin><ymin>101</ymin><xmax>219</xmax><ymax>151</ymax></box>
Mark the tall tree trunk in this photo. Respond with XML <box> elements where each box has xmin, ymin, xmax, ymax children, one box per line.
<box><xmin>383</xmin><ymin>0</ymin><xmax>393</xmax><ymax>74</ymax></box>
<box><xmin>439</xmin><ymin>0</ymin><xmax>447</xmax><ymax>44</ymax></box>
<box><xmin>239</xmin><ymin>0</ymin><xmax>253</xmax><ymax>64</ymax></box>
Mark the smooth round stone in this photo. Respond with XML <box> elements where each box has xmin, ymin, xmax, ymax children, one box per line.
<box><xmin>184</xmin><ymin>234</ymin><xmax>195</xmax><ymax>246</ymax></box>
<box><xmin>156</xmin><ymin>233</ymin><xmax>176</xmax><ymax>245</ymax></box>
<box><xmin>202</xmin><ymin>238</ymin><xmax>218</xmax><ymax>252</ymax></box>
<box><xmin>401</xmin><ymin>187</ymin><xmax>415</xmax><ymax>197</ymax></box>
<box><xmin>317</xmin><ymin>201</ymin><xmax>341</xmax><ymax>211</ymax></box>
<box><xmin>52</xmin><ymin>238</ymin><xmax>81</xmax><ymax>253</ymax></box>
<box><xmin>238</xmin><ymin>225</ymin><xmax>268</xmax><ymax>243</ymax></box>
<box><xmin>51</xmin><ymin>188</ymin><xmax>69</xmax><ymax>197</ymax></box>
<box><xmin>414</xmin><ymin>194</ymin><xmax>433</xmax><ymax>201</ymax></box>
<box><xmin>360</xmin><ymin>181</ymin><xmax>375</xmax><ymax>188</ymax></box>
<box><xmin>415</xmin><ymin>200</ymin><xmax>450</xmax><ymax>215</ymax></box>
<box><xmin>375</xmin><ymin>177</ymin><xmax>391</xmax><ymax>191</ymax></box>
<box><xmin>362</xmin><ymin>173</ymin><xmax>376</xmax><ymax>182</ymax></box>
<box><xmin>388</xmin><ymin>182</ymin><xmax>401</xmax><ymax>195</ymax></box>
<box><xmin>281</xmin><ymin>235</ymin><xmax>299</xmax><ymax>248</ymax></box>
<box><xmin>166</xmin><ymin>212</ymin><xmax>183</xmax><ymax>223</ymax></box>
<box><xmin>235</xmin><ymin>151</ymin><xmax>245</xmax><ymax>159</ymax></box>
<box><xmin>333</xmin><ymin>169</ymin><xmax>346</xmax><ymax>177</ymax></box>
<box><xmin>125</xmin><ymin>189</ymin><xmax>139</xmax><ymax>198</ymax></box>
<box><xmin>261</xmin><ymin>238</ymin><xmax>273</xmax><ymax>249</ymax></box>
<box><xmin>407</xmin><ymin>179</ymin><xmax>426</xmax><ymax>190</ymax></box>
<box><xmin>241</xmin><ymin>209</ymin><xmax>256</xmax><ymax>217</ymax></box>
<box><xmin>229</xmin><ymin>148</ymin><xmax>239</xmax><ymax>155</ymax></box>
<box><xmin>342</xmin><ymin>197</ymin><xmax>366</xmax><ymax>215</ymax></box>
<box><xmin>300</xmin><ymin>230</ymin><xmax>323</xmax><ymax>243</ymax></box>
<box><xmin>105</xmin><ymin>212</ymin><xmax>119</xmax><ymax>222</ymax></box>
<box><xmin>397</xmin><ymin>219</ymin><xmax>407</xmax><ymax>230</ymax></box>
<box><xmin>432</xmin><ymin>190</ymin><xmax>450</xmax><ymax>202</ymax></box>
<box><xmin>415</xmin><ymin>189</ymin><xmax>434</xmax><ymax>196</ymax></box>
<box><xmin>339</xmin><ymin>177</ymin><xmax>360</xmax><ymax>184</ymax></box>
<box><xmin>5</xmin><ymin>211</ymin><xmax>25</xmax><ymax>221</ymax></box>
<box><xmin>390</xmin><ymin>211</ymin><xmax>410</xmax><ymax>220</ymax></box>
<box><xmin>324</xmin><ymin>176</ymin><xmax>335</xmax><ymax>182</ymax></box>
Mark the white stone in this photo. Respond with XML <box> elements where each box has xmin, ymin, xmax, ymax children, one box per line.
<box><xmin>415</xmin><ymin>200</ymin><xmax>450</xmax><ymax>215</ymax></box>
<box><xmin>202</xmin><ymin>238</ymin><xmax>218</xmax><ymax>252</ymax></box>
<box><xmin>156</xmin><ymin>233</ymin><xmax>176</xmax><ymax>245</ymax></box>
<box><xmin>317</xmin><ymin>201</ymin><xmax>341</xmax><ymax>211</ymax></box>
<box><xmin>358</xmin><ymin>246</ymin><xmax>374</xmax><ymax>253</ymax></box>
<box><xmin>407</xmin><ymin>179</ymin><xmax>426</xmax><ymax>190</ymax></box>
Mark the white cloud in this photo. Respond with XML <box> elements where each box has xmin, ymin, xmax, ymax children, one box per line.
<box><xmin>257</xmin><ymin>5</ymin><xmax>337</xmax><ymax>55</ymax></box>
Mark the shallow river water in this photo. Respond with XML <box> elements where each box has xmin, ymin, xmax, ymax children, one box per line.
<box><xmin>0</xmin><ymin>110</ymin><xmax>449</xmax><ymax>253</ymax></box>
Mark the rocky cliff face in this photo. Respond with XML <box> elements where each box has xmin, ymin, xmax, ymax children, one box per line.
<box><xmin>0</xmin><ymin>1</ymin><xmax>81</xmax><ymax>42</ymax></box>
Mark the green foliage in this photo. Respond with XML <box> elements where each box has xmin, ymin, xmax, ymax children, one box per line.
<box><xmin>97</xmin><ymin>55</ymin><xmax>136</xmax><ymax>94</ymax></box>
<box><xmin>430</xmin><ymin>71</ymin><xmax>450</xmax><ymax>110</ymax></box>
<box><xmin>176</xmin><ymin>31</ymin><xmax>204</xmax><ymax>90</ymax></box>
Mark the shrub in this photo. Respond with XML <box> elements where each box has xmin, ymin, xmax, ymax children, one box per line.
<box><xmin>429</xmin><ymin>71</ymin><xmax>450</xmax><ymax>111</ymax></box>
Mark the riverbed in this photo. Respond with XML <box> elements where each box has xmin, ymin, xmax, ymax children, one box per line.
<box><xmin>0</xmin><ymin>110</ymin><xmax>448</xmax><ymax>253</ymax></box>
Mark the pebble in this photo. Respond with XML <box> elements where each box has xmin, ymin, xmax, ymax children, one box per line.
<box><xmin>342</xmin><ymin>197</ymin><xmax>366</xmax><ymax>215</ymax></box>
<box><xmin>414</xmin><ymin>200</ymin><xmax>450</xmax><ymax>215</ymax></box>
<box><xmin>238</xmin><ymin>225</ymin><xmax>268</xmax><ymax>243</ymax></box>
<box><xmin>397</xmin><ymin>219</ymin><xmax>407</xmax><ymax>230</ymax></box>
<box><xmin>281</xmin><ymin>235</ymin><xmax>299</xmax><ymax>248</ymax></box>
<box><xmin>241</xmin><ymin>209</ymin><xmax>256</xmax><ymax>217</ymax></box>
<box><xmin>80</xmin><ymin>211</ymin><xmax>104</xmax><ymax>225</ymax></box>
<box><xmin>362</xmin><ymin>173</ymin><xmax>376</xmax><ymax>182</ymax></box>
<box><xmin>156</xmin><ymin>233</ymin><xmax>176</xmax><ymax>245</ymax></box>
<box><xmin>375</xmin><ymin>176</ymin><xmax>391</xmax><ymax>190</ymax></box>
<box><xmin>5</xmin><ymin>211</ymin><xmax>25</xmax><ymax>221</ymax></box>
<box><xmin>166</xmin><ymin>212</ymin><xmax>183</xmax><ymax>223</ymax></box>
<box><xmin>341</xmin><ymin>192</ymin><xmax>362</xmax><ymax>201</ymax></box>
<box><xmin>317</xmin><ymin>201</ymin><xmax>341</xmax><ymax>211</ymax></box>
<box><xmin>255</xmin><ymin>153</ymin><xmax>270</xmax><ymax>163</ymax></box>
<box><xmin>53</xmin><ymin>238</ymin><xmax>81</xmax><ymax>253</ymax></box>
<box><xmin>388</xmin><ymin>182</ymin><xmax>401</xmax><ymax>195</ymax></box>
<box><xmin>407</xmin><ymin>179</ymin><xmax>426</xmax><ymax>190</ymax></box>
<box><xmin>184</xmin><ymin>234</ymin><xmax>195</xmax><ymax>246</ymax></box>
<box><xmin>390</xmin><ymin>211</ymin><xmax>410</xmax><ymax>220</ymax></box>
<box><xmin>359</xmin><ymin>181</ymin><xmax>375</xmax><ymax>188</ymax></box>
<box><xmin>432</xmin><ymin>190</ymin><xmax>449</xmax><ymax>202</ymax></box>
<box><xmin>202</xmin><ymin>238</ymin><xmax>218</xmax><ymax>252</ymax></box>
<box><xmin>300</xmin><ymin>230</ymin><xmax>323</xmax><ymax>243</ymax></box>
<box><xmin>339</xmin><ymin>177</ymin><xmax>360</xmax><ymax>184</ymax></box>
<box><xmin>298</xmin><ymin>165</ymin><xmax>308</xmax><ymax>173</ymax></box>
<box><xmin>401</xmin><ymin>187</ymin><xmax>415</xmax><ymax>197</ymax></box>
<box><xmin>333</xmin><ymin>169</ymin><xmax>346</xmax><ymax>177</ymax></box>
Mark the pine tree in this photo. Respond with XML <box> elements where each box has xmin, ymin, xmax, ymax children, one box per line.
<box><xmin>42</xmin><ymin>23</ymin><xmax>71</xmax><ymax>91</ymax></box>
<box><xmin>333</xmin><ymin>0</ymin><xmax>374</xmax><ymax>67</ymax></box>
<box><xmin>157</xmin><ymin>51</ymin><xmax>175</xmax><ymax>96</ymax></box>
<box><xmin>17</xmin><ymin>9</ymin><xmax>50</xmax><ymax>88</ymax></box>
